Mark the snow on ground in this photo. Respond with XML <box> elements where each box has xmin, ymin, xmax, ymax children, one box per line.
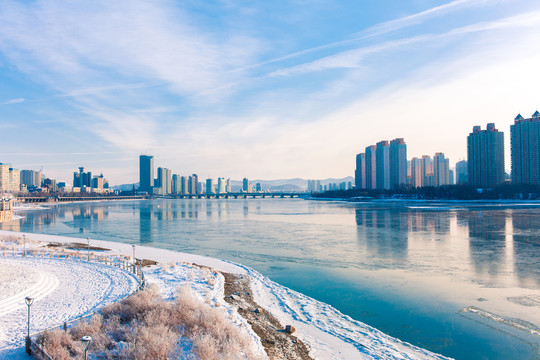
<box><xmin>0</xmin><ymin>256</ymin><xmax>139</xmax><ymax>359</ymax></box>
<box><xmin>0</xmin><ymin>230</ymin><xmax>449</xmax><ymax>360</ymax></box>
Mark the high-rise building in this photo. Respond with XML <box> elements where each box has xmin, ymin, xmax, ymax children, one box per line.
<box><xmin>21</xmin><ymin>169</ymin><xmax>41</xmax><ymax>187</ymax></box>
<box><xmin>188</xmin><ymin>176</ymin><xmax>194</xmax><ymax>195</ymax></box>
<box><xmin>422</xmin><ymin>156</ymin><xmax>434</xmax><ymax>187</ymax></box>
<box><xmin>365</xmin><ymin>145</ymin><xmax>377</xmax><ymax>190</ymax></box>
<box><xmin>242</xmin><ymin>178</ymin><xmax>249</xmax><ymax>192</ymax></box>
<box><xmin>355</xmin><ymin>153</ymin><xmax>366</xmax><ymax>189</ymax></box>
<box><xmin>172</xmin><ymin>174</ymin><xmax>180</xmax><ymax>194</ymax></box>
<box><xmin>456</xmin><ymin>160</ymin><xmax>468</xmax><ymax>185</ymax></box>
<box><xmin>511</xmin><ymin>112</ymin><xmax>540</xmax><ymax>185</ymax></box>
<box><xmin>43</xmin><ymin>178</ymin><xmax>57</xmax><ymax>192</ymax></box>
<box><xmin>206</xmin><ymin>178</ymin><xmax>215</xmax><ymax>195</ymax></box>
<box><xmin>73</xmin><ymin>167</ymin><xmax>92</xmax><ymax>188</ymax></box>
<box><xmin>433</xmin><ymin>152</ymin><xmax>450</xmax><ymax>187</ymax></box>
<box><xmin>192</xmin><ymin>174</ymin><xmax>199</xmax><ymax>195</ymax></box>
<box><xmin>5</xmin><ymin>167</ymin><xmax>20</xmax><ymax>192</ymax></box>
<box><xmin>180</xmin><ymin>176</ymin><xmax>188</xmax><ymax>195</ymax></box>
<box><xmin>217</xmin><ymin>177</ymin><xmax>226</xmax><ymax>194</ymax></box>
<box><xmin>91</xmin><ymin>175</ymin><xmax>105</xmax><ymax>190</ymax></box>
<box><xmin>468</xmin><ymin>123</ymin><xmax>505</xmax><ymax>187</ymax></box>
<box><xmin>390</xmin><ymin>138</ymin><xmax>407</xmax><ymax>189</ymax></box>
<box><xmin>376</xmin><ymin>141</ymin><xmax>390</xmax><ymax>190</ymax></box>
<box><xmin>139</xmin><ymin>155</ymin><xmax>154</xmax><ymax>193</ymax></box>
<box><xmin>0</xmin><ymin>163</ymin><xmax>10</xmax><ymax>192</ymax></box>
<box><xmin>164</xmin><ymin>168</ymin><xmax>172</xmax><ymax>194</ymax></box>
<box><xmin>410</xmin><ymin>157</ymin><xmax>423</xmax><ymax>188</ymax></box>
<box><xmin>226</xmin><ymin>178</ymin><xmax>231</xmax><ymax>193</ymax></box>
<box><xmin>187</xmin><ymin>174</ymin><xmax>198</xmax><ymax>195</ymax></box>
<box><xmin>156</xmin><ymin>167</ymin><xmax>164</xmax><ymax>193</ymax></box>
<box><xmin>449</xmin><ymin>170</ymin><xmax>455</xmax><ymax>185</ymax></box>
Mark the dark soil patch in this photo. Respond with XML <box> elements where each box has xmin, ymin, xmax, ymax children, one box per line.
<box><xmin>222</xmin><ymin>272</ymin><xmax>314</xmax><ymax>360</ymax></box>
<box><xmin>136</xmin><ymin>258</ymin><xmax>158</xmax><ymax>267</ymax></box>
<box><xmin>46</xmin><ymin>242</ymin><xmax>109</xmax><ymax>251</ymax></box>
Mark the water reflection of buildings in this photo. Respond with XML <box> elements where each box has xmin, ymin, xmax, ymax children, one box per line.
<box><xmin>139</xmin><ymin>200</ymin><xmax>203</xmax><ymax>243</ymax></box>
<box><xmin>512</xmin><ymin>210</ymin><xmax>540</xmax><ymax>286</ymax></box>
<box><xmin>460</xmin><ymin>210</ymin><xmax>507</xmax><ymax>277</ymax></box>
<box><xmin>355</xmin><ymin>207</ymin><xmax>454</xmax><ymax>265</ymax></box>
<box><xmin>355</xmin><ymin>208</ymin><xmax>409</xmax><ymax>263</ymax></box>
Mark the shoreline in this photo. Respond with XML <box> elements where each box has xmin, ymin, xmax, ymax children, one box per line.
<box><xmin>0</xmin><ymin>229</ymin><xmax>451</xmax><ymax>359</ymax></box>
<box><xmin>308</xmin><ymin>196</ymin><xmax>540</xmax><ymax>206</ymax></box>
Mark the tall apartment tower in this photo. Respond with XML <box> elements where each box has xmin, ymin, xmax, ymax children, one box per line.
<box><xmin>21</xmin><ymin>169</ymin><xmax>41</xmax><ymax>187</ymax></box>
<box><xmin>365</xmin><ymin>145</ymin><xmax>377</xmax><ymax>190</ymax></box>
<box><xmin>410</xmin><ymin>157</ymin><xmax>423</xmax><ymax>188</ymax></box>
<box><xmin>422</xmin><ymin>156</ymin><xmax>434</xmax><ymax>187</ymax></box>
<box><xmin>375</xmin><ymin>141</ymin><xmax>390</xmax><ymax>190</ymax></box>
<box><xmin>242</xmin><ymin>178</ymin><xmax>249</xmax><ymax>192</ymax></box>
<box><xmin>180</xmin><ymin>176</ymin><xmax>188</xmax><ymax>195</ymax></box>
<box><xmin>390</xmin><ymin>138</ymin><xmax>407</xmax><ymax>189</ymax></box>
<box><xmin>511</xmin><ymin>112</ymin><xmax>540</xmax><ymax>185</ymax></box>
<box><xmin>455</xmin><ymin>160</ymin><xmax>468</xmax><ymax>185</ymax></box>
<box><xmin>206</xmin><ymin>178</ymin><xmax>215</xmax><ymax>195</ymax></box>
<box><xmin>433</xmin><ymin>152</ymin><xmax>450</xmax><ymax>186</ymax></box>
<box><xmin>355</xmin><ymin>153</ymin><xmax>366</xmax><ymax>189</ymax></box>
<box><xmin>139</xmin><ymin>155</ymin><xmax>154</xmax><ymax>193</ymax></box>
<box><xmin>172</xmin><ymin>174</ymin><xmax>180</xmax><ymax>194</ymax></box>
<box><xmin>217</xmin><ymin>177</ymin><xmax>226</xmax><ymax>194</ymax></box>
<box><xmin>467</xmin><ymin>123</ymin><xmax>505</xmax><ymax>187</ymax></box>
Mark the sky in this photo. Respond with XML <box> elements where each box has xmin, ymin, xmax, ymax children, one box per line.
<box><xmin>1</xmin><ymin>0</ymin><xmax>540</xmax><ymax>185</ymax></box>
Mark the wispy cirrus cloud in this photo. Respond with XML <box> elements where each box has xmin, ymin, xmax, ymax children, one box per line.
<box><xmin>234</xmin><ymin>0</ymin><xmax>505</xmax><ymax>73</ymax></box>
<box><xmin>0</xmin><ymin>0</ymin><xmax>259</xmax><ymax>97</ymax></box>
<box><xmin>267</xmin><ymin>10</ymin><xmax>540</xmax><ymax>78</ymax></box>
<box><xmin>1</xmin><ymin>98</ymin><xmax>24</xmax><ymax>105</ymax></box>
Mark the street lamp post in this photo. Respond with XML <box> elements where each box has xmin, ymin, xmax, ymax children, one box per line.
<box><xmin>23</xmin><ymin>234</ymin><xmax>26</xmax><ymax>257</ymax></box>
<box><xmin>81</xmin><ymin>335</ymin><xmax>92</xmax><ymax>360</ymax></box>
<box><xmin>86</xmin><ymin>238</ymin><xmax>90</xmax><ymax>262</ymax></box>
<box><xmin>25</xmin><ymin>296</ymin><xmax>34</xmax><ymax>355</ymax></box>
<box><xmin>132</xmin><ymin>244</ymin><xmax>136</xmax><ymax>275</ymax></box>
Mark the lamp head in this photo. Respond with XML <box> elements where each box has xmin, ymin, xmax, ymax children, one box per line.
<box><xmin>81</xmin><ymin>335</ymin><xmax>92</xmax><ymax>350</ymax></box>
<box><xmin>25</xmin><ymin>297</ymin><xmax>33</xmax><ymax>306</ymax></box>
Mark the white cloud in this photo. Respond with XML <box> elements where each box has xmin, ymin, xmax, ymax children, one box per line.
<box><xmin>0</xmin><ymin>0</ymin><xmax>259</xmax><ymax>96</ymax></box>
<box><xmin>1</xmin><ymin>98</ymin><xmax>24</xmax><ymax>105</ymax></box>
<box><xmin>268</xmin><ymin>10</ymin><xmax>540</xmax><ymax>78</ymax></box>
<box><xmin>355</xmin><ymin>0</ymin><xmax>501</xmax><ymax>39</ymax></box>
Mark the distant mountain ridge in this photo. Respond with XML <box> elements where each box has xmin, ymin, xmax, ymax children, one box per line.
<box><xmin>112</xmin><ymin>177</ymin><xmax>354</xmax><ymax>192</ymax></box>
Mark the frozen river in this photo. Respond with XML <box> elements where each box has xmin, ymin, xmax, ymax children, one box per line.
<box><xmin>2</xmin><ymin>198</ymin><xmax>539</xmax><ymax>359</ymax></box>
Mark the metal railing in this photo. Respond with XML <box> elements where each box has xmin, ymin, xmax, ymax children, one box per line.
<box><xmin>1</xmin><ymin>247</ymin><xmax>145</xmax><ymax>358</ymax></box>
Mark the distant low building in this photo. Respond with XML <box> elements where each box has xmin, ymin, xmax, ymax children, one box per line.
<box><xmin>0</xmin><ymin>197</ymin><xmax>14</xmax><ymax>222</ymax></box>
<box><xmin>456</xmin><ymin>160</ymin><xmax>468</xmax><ymax>185</ymax></box>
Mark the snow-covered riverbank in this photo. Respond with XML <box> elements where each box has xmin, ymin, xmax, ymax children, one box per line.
<box><xmin>0</xmin><ymin>230</ymin><xmax>450</xmax><ymax>359</ymax></box>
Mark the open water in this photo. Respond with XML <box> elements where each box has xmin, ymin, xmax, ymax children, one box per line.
<box><xmin>2</xmin><ymin>198</ymin><xmax>540</xmax><ymax>359</ymax></box>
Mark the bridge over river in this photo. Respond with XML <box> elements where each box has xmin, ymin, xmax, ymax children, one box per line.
<box><xmin>17</xmin><ymin>192</ymin><xmax>307</xmax><ymax>203</ymax></box>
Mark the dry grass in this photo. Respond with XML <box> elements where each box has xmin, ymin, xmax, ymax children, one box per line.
<box><xmin>36</xmin><ymin>284</ymin><xmax>264</xmax><ymax>360</ymax></box>
<box><xmin>0</xmin><ymin>234</ymin><xmax>40</xmax><ymax>248</ymax></box>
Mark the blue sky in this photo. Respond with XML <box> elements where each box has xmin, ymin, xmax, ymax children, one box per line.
<box><xmin>1</xmin><ymin>0</ymin><xmax>540</xmax><ymax>185</ymax></box>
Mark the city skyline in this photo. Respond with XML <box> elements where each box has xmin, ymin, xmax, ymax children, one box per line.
<box><xmin>1</xmin><ymin>1</ymin><xmax>540</xmax><ymax>184</ymax></box>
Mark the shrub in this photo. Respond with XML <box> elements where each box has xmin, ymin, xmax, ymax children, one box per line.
<box><xmin>37</xmin><ymin>283</ymin><xmax>263</xmax><ymax>359</ymax></box>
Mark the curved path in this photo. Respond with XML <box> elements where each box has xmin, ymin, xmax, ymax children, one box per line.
<box><xmin>0</xmin><ymin>271</ymin><xmax>59</xmax><ymax>317</ymax></box>
<box><xmin>0</xmin><ymin>256</ymin><xmax>139</xmax><ymax>358</ymax></box>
